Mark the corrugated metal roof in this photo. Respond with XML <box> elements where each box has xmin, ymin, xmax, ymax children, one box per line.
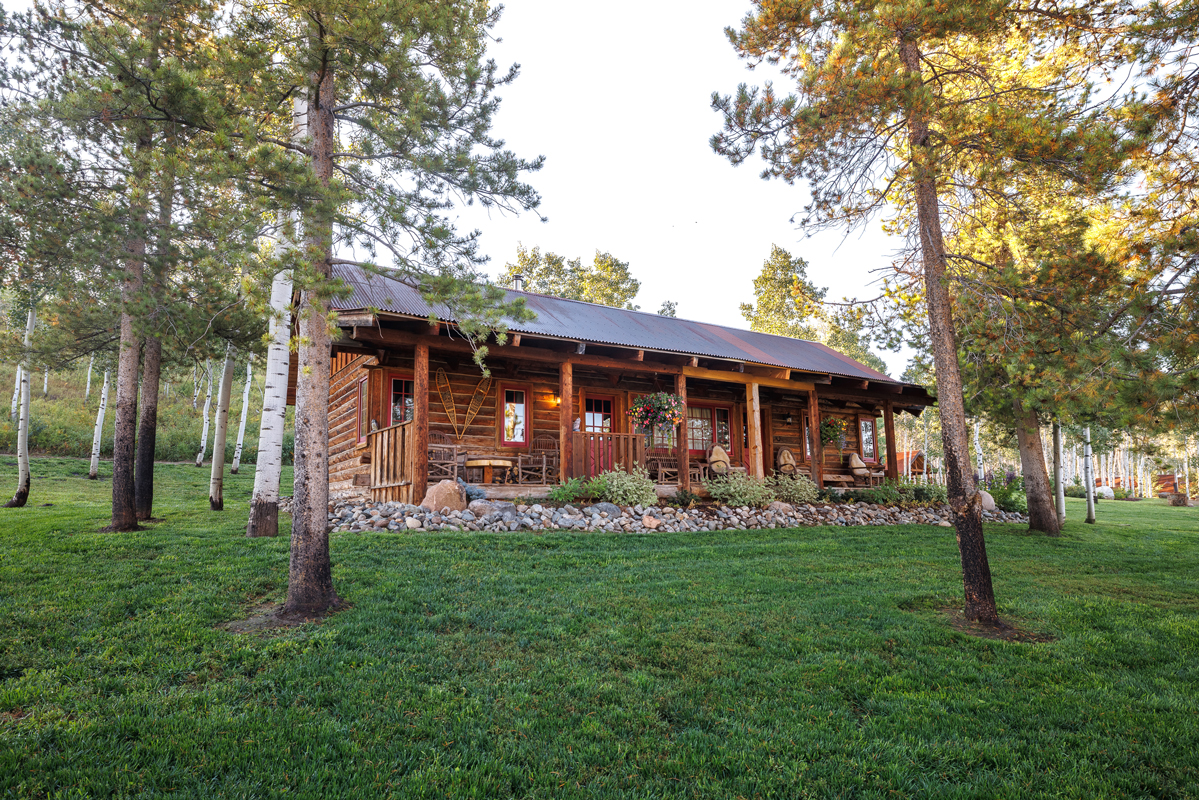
<box><xmin>332</xmin><ymin>264</ymin><xmax>898</xmax><ymax>384</ymax></box>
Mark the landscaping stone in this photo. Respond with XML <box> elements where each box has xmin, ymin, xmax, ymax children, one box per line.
<box><xmin>420</xmin><ymin>480</ymin><xmax>468</xmax><ymax>512</ymax></box>
<box><xmin>1096</xmin><ymin>486</ymin><xmax>1115</xmax><ymax>500</ymax></box>
<box><xmin>979</xmin><ymin>490</ymin><xmax>996</xmax><ymax>511</ymax></box>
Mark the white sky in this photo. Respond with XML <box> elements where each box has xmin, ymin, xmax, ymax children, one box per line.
<box><xmin>456</xmin><ymin>1</ymin><xmax>908</xmax><ymax>374</ymax></box>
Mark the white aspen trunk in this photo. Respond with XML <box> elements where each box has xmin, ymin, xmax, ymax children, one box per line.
<box><xmin>974</xmin><ymin>420</ymin><xmax>983</xmax><ymax>483</ymax></box>
<box><xmin>1084</xmin><ymin>427</ymin><xmax>1096</xmax><ymax>524</ymax></box>
<box><xmin>192</xmin><ymin>362</ymin><xmax>201</xmax><ymax>409</ymax></box>
<box><xmin>1185</xmin><ymin>436</ymin><xmax>1191</xmax><ymax>501</ymax></box>
<box><xmin>42</xmin><ymin>366</ymin><xmax>48</xmax><ymax>398</ymax></box>
<box><xmin>1053</xmin><ymin>420</ymin><xmax>1065</xmax><ymax>526</ymax></box>
<box><xmin>232</xmin><ymin>357</ymin><xmax>253</xmax><ymax>474</ymax></box>
<box><xmin>208</xmin><ymin>348</ymin><xmax>236</xmax><ymax>510</ymax></box>
<box><xmin>6</xmin><ymin>309</ymin><xmax>36</xmax><ymax>507</ymax></box>
<box><xmin>247</xmin><ymin>262</ymin><xmax>294</xmax><ymax>536</ymax></box>
<box><xmin>10</xmin><ymin>365</ymin><xmax>20</xmax><ymax>422</ymax></box>
<box><xmin>195</xmin><ymin>359</ymin><xmax>212</xmax><ymax>467</ymax></box>
<box><xmin>89</xmin><ymin>370</ymin><xmax>110</xmax><ymax>479</ymax></box>
<box><xmin>85</xmin><ymin>356</ymin><xmax>94</xmax><ymax>402</ymax></box>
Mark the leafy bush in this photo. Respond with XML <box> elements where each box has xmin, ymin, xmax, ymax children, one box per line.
<box><xmin>1064</xmin><ymin>483</ymin><xmax>1088</xmax><ymax>499</ymax></box>
<box><xmin>767</xmin><ymin>474</ymin><xmax>819</xmax><ymax>505</ymax></box>
<box><xmin>912</xmin><ymin>483</ymin><xmax>947</xmax><ymax>504</ymax></box>
<box><xmin>984</xmin><ymin>472</ymin><xmax>1027</xmax><ymax>512</ymax></box>
<box><xmin>704</xmin><ymin>473</ymin><xmax>774</xmax><ymax>508</ymax></box>
<box><xmin>457</xmin><ymin>478</ymin><xmax>485</xmax><ymax>501</ymax></box>
<box><xmin>667</xmin><ymin>488</ymin><xmax>703</xmax><ymax>508</ymax></box>
<box><xmin>599</xmin><ymin>465</ymin><xmax>657</xmax><ymax>507</ymax></box>
<box><xmin>546</xmin><ymin>475</ymin><xmax>609</xmax><ymax>504</ymax></box>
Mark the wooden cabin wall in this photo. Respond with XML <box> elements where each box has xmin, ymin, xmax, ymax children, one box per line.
<box><xmin>329</xmin><ymin>353</ymin><xmax>376</xmax><ymax>497</ymax></box>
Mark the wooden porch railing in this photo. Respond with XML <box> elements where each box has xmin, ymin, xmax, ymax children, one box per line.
<box><xmin>367</xmin><ymin>420</ymin><xmax>414</xmax><ymax>503</ymax></box>
<box><xmin>572</xmin><ymin>432</ymin><xmax>646</xmax><ymax>479</ymax></box>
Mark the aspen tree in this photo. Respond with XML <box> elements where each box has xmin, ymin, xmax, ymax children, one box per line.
<box><xmin>89</xmin><ymin>369</ymin><xmax>110</xmax><ymax>480</ymax></box>
<box><xmin>232</xmin><ymin>357</ymin><xmax>252</xmax><ymax>474</ymax></box>
<box><xmin>5</xmin><ymin>309</ymin><xmax>36</xmax><ymax>508</ymax></box>
<box><xmin>195</xmin><ymin>359</ymin><xmax>212</xmax><ymax>467</ymax></box>
<box><xmin>208</xmin><ymin>347</ymin><xmax>235</xmax><ymax>510</ymax></box>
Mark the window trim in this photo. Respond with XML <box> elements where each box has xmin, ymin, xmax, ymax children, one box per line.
<box><xmin>498</xmin><ymin>382</ymin><xmax>532</xmax><ymax>448</ymax></box>
<box><xmin>686</xmin><ymin>401</ymin><xmax>734</xmax><ymax>457</ymax></box>
<box><xmin>387</xmin><ymin>370</ymin><xmax>415</xmax><ymax>428</ymax></box>
<box><xmin>583</xmin><ymin>393</ymin><xmax>617</xmax><ymax>434</ymax></box>
<box><xmin>356</xmin><ymin>375</ymin><xmax>370</xmax><ymax>444</ymax></box>
<box><xmin>858</xmin><ymin>414</ymin><xmax>878</xmax><ymax>463</ymax></box>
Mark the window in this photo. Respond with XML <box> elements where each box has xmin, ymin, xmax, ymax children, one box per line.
<box><xmin>584</xmin><ymin>396</ymin><xmax>614</xmax><ymax>433</ymax></box>
<box><xmin>357</xmin><ymin>376</ymin><xmax>369</xmax><ymax>443</ymax></box>
<box><xmin>804</xmin><ymin>418</ymin><xmax>812</xmax><ymax>459</ymax></box>
<box><xmin>390</xmin><ymin>376</ymin><xmax>414</xmax><ymax>426</ymax></box>
<box><xmin>686</xmin><ymin>405</ymin><xmax>731</xmax><ymax>454</ymax></box>
<box><xmin>501</xmin><ymin>384</ymin><xmax>529</xmax><ymax>446</ymax></box>
<box><xmin>860</xmin><ymin>417</ymin><xmax>877</xmax><ymax>462</ymax></box>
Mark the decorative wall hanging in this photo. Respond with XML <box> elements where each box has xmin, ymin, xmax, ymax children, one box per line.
<box><xmin>435</xmin><ymin>369</ymin><xmax>460</xmax><ymax>438</ymax></box>
<box><xmin>462</xmin><ymin>376</ymin><xmax>493</xmax><ymax>439</ymax></box>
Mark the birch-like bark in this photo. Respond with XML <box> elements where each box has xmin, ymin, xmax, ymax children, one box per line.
<box><xmin>1013</xmin><ymin>398</ymin><xmax>1059</xmax><ymax>535</ymax></box>
<box><xmin>248</xmin><ymin>95</ymin><xmax>304</xmax><ymax>539</ymax></box>
<box><xmin>89</xmin><ymin>370</ymin><xmax>110</xmax><ymax>479</ymax></box>
<box><xmin>232</xmin><ymin>357</ymin><xmax>253</xmax><ymax>474</ymax></box>
<box><xmin>1084</xmin><ymin>427</ymin><xmax>1096</xmax><ymax>524</ymax></box>
<box><xmin>284</xmin><ymin>76</ymin><xmax>340</xmax><ymax>615</ymax></box>
<box><xmin>5</xmin><ymin>309</ymin><xmax>36</xmax><ymax>507</ymax></box>
<box><xmin>900</xmin><ymin>38</ymin><xmax>997</xmax><ymax>624</ymax></box>
<box><xmin>974</xmin><ymin>420</ymin><xmax>984</xmax><ymax>483</ymax></box>
<box><xmin>192</xmin><ymin>362</ymin><xmax>201</xmax><ymax>408</ymax></box>
<box><xmin>1053</xmin><ymin>420</ymin><xmax>1065</xmax><ymax>526</ymax></box>
<box><xmin>195</xmin><ymin>359</ymin><xmax>212</xmax><ymax>467</ymax></box>
<box><xmin>85</xmin><ymin>356</ymin><xmax>94</xmax><ymax>402</ymax></box>
<box><xmin>1185</xmin><ymin>436</ymin><xmax>1191</xmax><ymax>501</ymax></box>
<box><xmin>10</xmin><ymin>366</ymin><xmax>20</xmax><ymax>422</ymax></box>
<box><xmin>208</xmin><ymin>347</ymin><xmax>236</xmax><ymax>510</ymax></box>
<box><xmin>42</xmin><ymin>367</ymin><xmax>48</xmax><ymax>398</ymax></box>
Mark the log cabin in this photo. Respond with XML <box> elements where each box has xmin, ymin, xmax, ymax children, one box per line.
<box><xmin>293</xmin><ymin>265</ymin><xmax>936</xmax><ymax>503</ymax></box>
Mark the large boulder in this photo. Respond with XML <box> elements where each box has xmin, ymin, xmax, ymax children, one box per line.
<box><xmin>420</xmin><ymin>479</ymin><xmax>468</xmax><ymax>512</ymax></box>
<box><xmin>468</xmin><ymin>499</ymin><xmax>497</xmax><ymax>516</ymax></box>
<box><xmin>1168</xmin><ymin>492</ymin><xmax>1189</xmax><ymax>507</ymax></box>
<box><xmin>1095</xmin><ymin>485</ymin><xmax>1115</xmax><ymax>500</ymax></box>
<box><xmin>586</xmin><ymin>502</ymin><xmax>623</xmax><ymax>518</ymax></box>
<box><xmin>979</xmin><ymin>490</ymin><xmax>997</xmax><ymax>512</ymax></box>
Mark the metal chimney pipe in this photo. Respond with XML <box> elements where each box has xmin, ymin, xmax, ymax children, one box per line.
<box><xmin>513</xmin><ymin>274</ymin><xmax>525</xmax><ymax>292</ymax></box>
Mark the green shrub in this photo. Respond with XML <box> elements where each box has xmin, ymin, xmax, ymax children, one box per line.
<box><xmin>767</xmin><ymin>474</ymin><xmax>818</xmax><ymax>505</ymax></box>
<box><xmin>912</xmin><ymin>483</ymin><xmax>948</xmax><ymax>504</ymax></box>
<box><xmin>599</xmin><ymin>465</ymin><xmax>657</xmax><ymax>507</ymax></box>
<box><xmin>667</xmin><ymin>488</ymin><xmax>703</xmax><ymax>507</ymax></box>
<box><xmin>704</xmin><ymin>472</ymin><xmax>774</xmax><ymax>507</ymax></box>
<box><xmin>547</xmin><ymin>477</ymin><xmax>584</xmax><ymax>503</ymax></box>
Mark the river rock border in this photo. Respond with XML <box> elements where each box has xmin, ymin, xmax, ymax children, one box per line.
<box><xmin>312</xmin><ymin>498</ymin><xmax>1029</xmax><ymax>534</ymax></box>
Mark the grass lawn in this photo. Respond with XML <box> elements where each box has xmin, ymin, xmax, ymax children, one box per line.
<box><xmin>1</xmin><ymin>457</ymin><xmax>1196</xmax><ymax>799</ymax></box>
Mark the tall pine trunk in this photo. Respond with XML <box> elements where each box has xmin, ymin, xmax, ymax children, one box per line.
<box><xmin>208</xmin><ymin>347</ymin><xmax>236</xmax><ymax>510</ymax></box>
<box><xmin>1013</xmin><ymin>398</ymin><xmax>1060</xmax><ymax>535</ymax></box>
<box><xmin>5</xmin><ymin>308</ymin><xmax>35</xmax><ymax>508</ymax></box>
<box><xmin>89</xmin><ymin>370</ymin><xmax>110</xmax><ymax>479</ymax></box>
<box><xmin>900</xmin><ymin>38</ymin><xmax>998</xmax><ymax>624</ymax></box>
<box><xmin>195</xmin><ymin>359</ymin><xmax>212</xmax><ymax>467</ymax></box>
<box><xmin>135</xmin><ymin>336</ymin><xmax>162</xmax><ymax>519</ymax></box>
<box><xmin>232</xmin><ymin>358</ymin><xmax>253</xmax><ymax>474</ymax></box>
<box><xmin>284</xmin><ymin>72</ymin><xmax>340</xmax><ymax>616</ymax></box>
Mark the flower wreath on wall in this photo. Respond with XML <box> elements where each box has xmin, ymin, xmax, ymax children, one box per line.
<box><xmin>627</xmin><ymin>392</ymin><xmax>685</xmax><ymax>437</ymax></box>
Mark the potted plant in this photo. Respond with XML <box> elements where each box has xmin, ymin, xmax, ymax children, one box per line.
<box><xmin>819</xmin><ymin>416</ymin><xmax>849</xmax><ymax>457</ymax></box>
<box><xmin>626</xmin><ymin>392</ymin><xmax>685</xmax><ymax>440</ymax></box>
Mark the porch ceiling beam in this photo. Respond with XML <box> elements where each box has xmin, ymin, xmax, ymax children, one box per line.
<box><xmin>348</xmin><ymin>325</ymin><xmax>683</xmax><ymax>374</ymax></box>
<box><xmin>682</xmin><ymin>365</ymin><xmax>815</xmax><ymax>392</ymax></box>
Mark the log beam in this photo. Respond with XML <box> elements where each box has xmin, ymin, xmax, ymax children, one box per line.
<box><xmin>746</xmin><ymin>382</ymin><xmax>764</xmax><ymax>478</ymax></box>
<box><xmin>412</xmin><ymin>342</ymin><xmax>429</xmax><ymax>502</ymax></box>
<box><xmin>808</xmin><ymin>388</ymin><xmax>823</xmax><ymax>489</ymax></box>
<box><xmin>559</xmin><ymin>361</ymin><xmax>573</xmax><ymax>481</ymax></box>
<box><xmin>884</xmin><ymin>401</ymin><xmax>899</xmax><ymax>481</ymax></box>
<box><xmin>676</xmin><ymin>372</ymin><xmax>689</xmax><ymax>492</ymax></box>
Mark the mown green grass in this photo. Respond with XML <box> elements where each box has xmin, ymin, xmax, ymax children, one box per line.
<box><xmin>1</xmin><ymin>458</ymin><xmax>1197</xmax><ymax>798</ymax></box>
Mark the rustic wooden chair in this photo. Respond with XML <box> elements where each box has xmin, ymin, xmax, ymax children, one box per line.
<box><xmin>848</xmin><ymin>452</ymin><xmax>884</xmax><ymax>487</ymax></box>
<box><xmin>776</xmin><ymin>447</ymin><xmax>798</xmax><ymax>476</ymax></box>
<box><xmin>707</xmin><ymin>444</ymin><xmax>732</xmax><ymax>477</ymax></box>
<box><xmin>428</xmin><ymin>432</ymin><xmax>462</xmax><ymax>483</ymax></box>
<box><xmin>647</xmin><ymin>447</ymin><xmax>679</xmax><ymax>484</ymax></box>
<box><xmin>515</xmin><ymin>435</ymin><xmax>558</xmax><ymax>484</ymax></box>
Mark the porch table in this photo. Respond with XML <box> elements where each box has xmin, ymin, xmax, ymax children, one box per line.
<box><xmin>464</xmin><ymin>456</ymin><xmax>516</xmax><ymax>485</ymax></box>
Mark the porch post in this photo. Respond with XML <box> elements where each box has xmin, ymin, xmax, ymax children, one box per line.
<box><xmin>559</xmin><ymin>360</ymin><xmax>573</xmax><ymax>481</ymax></box>
<box><xmin>675</xmin><ymin>372</ymin><xmax>689</xmax><ymax>491</ymax></box>
<box><xmin>807</xmin><ymin>388</ymin><xmax>823</xmax><ymax>489</ymax></box>
<box><xmin>884</xmin><ymin>401</ymin><xmax>899</xmax><ymax>481</ymax></box>
<box><xmin>412</xmin><ymin>342</ymin><xmax>429</xmax><ymax>502</ymax></box>
<box><xmin>746</xmin><ymin>382</ymin><xmax>764</xmax><ymax>478</ymax></box>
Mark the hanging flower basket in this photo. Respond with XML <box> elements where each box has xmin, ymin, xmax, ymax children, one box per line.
<box><xmin>627</xmin><ymin>392</ymin><xmax>685</xmax><ymax>436</ymax></box>
<box><xmin>820</xmin><ymin>416</ymin><xmax>848</xmax><ymax>450</ymax></box>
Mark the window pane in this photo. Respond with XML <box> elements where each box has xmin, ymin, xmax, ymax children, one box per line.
<box><xmin>714</xmin><ymin>409</ymin><xmax>731</xmax><ymax>449</ymax></box>
<box><xmin>358</xmin><ymin>378</ymin><xmax>368</xmax><ymax>440</ymax></box>
<box><xmin>504</xmin><ymin>389</ymin><xmax>526</xmax><ymax>443</ymax></box>
<box><xmin>585</xmin><ymin>398</ymin><xmax>613</xmax><ymax>432</ymax></box>
<box><xmin>391</xmin><ymin>379</ymin><xmax>413</xmax><ymax>425</ymax></box>
<box><xmin>861</xmin><ymin>419</ymin><xmax>876</xmax><ymax>460</ymax></box>
<box><xmin>687</xmin><ymin>406</ymin><xmax>712</xmax><ymax>451</ymax></box>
